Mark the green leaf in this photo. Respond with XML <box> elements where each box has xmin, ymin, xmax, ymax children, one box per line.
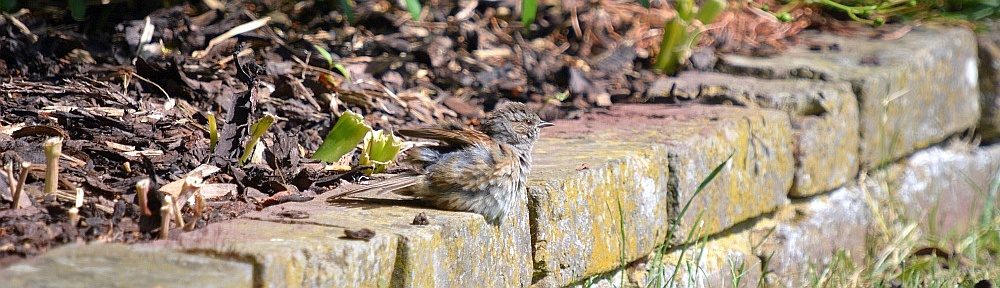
<box><xmin>68</xmin><ymin>0</ymin><xmax>86</xmax><ymax>21</ymax></box>
<box><xmin>312</xmin><ymin>110</ymin><xmax>372</xmax><ymax>163</ymax></box>
<box><xmin>552</xmin><ymin>90</ymin><xmax>570</xmax><ymax>102</ymax></box>
<box><xmin>639</xmin><ymin>0</ymin><xmax>650</xmax><ymax>9</ymax></box>
<box><xmin>522</xmin><ymin>0</ymin><xmax>538</xmax><ymax>25</ymax></box>
<box><xmin>695</xmin><ymin>0</ymin><xmax>727</xmax><ymax>24</ymax></box>
<box><xmin>359</xmin><ymin>130</ymin><xmax>404</xmax><ymax>174</ymax></box>
<box><xmin>239</xmin><ymin>114</ymin><xmax>276</xmax><ymax>165</ymax></box>
<box><xmin>957</xmin><ymin>3</ymin><xmax>998</xmax><ymax>19</ymax></box>
<box><xmin>405</xmin><ymin>0</ymin><xmax>422</xmax><ymax>20</ymax></box>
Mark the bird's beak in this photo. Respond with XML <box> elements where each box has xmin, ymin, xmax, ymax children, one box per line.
<box><xmin>537</xmin><ymin>121</ymin><xmax>555</xmax><ymax>128</ymax></box>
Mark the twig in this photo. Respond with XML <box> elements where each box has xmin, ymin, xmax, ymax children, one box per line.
<box><xmin>129</xmin><ymin>72</ymin><xmax>173</xmax><ymax>103</ymax></box>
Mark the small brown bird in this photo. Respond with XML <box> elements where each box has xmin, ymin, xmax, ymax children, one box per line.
<box><xmin>329</xmin><ymin>102</ymin><xmax>552</xmax><ymax>224</ymax></box>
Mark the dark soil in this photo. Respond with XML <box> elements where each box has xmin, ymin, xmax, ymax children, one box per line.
<box><xmin>0</xmin><ymin>0</ymin><xmax>850</xmax><ymax>265</ymax></box>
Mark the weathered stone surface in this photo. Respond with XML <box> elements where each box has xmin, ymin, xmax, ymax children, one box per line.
<box><xmin>651</xmin><ymin>229</ymin><xmax>762</xmax><ymax>288</ymax></box>
<box><xmin>529</xmin><ymin>139</ymin><xmax>673</xmax><ymax>287</ymax></box>
<box><xmin>976</xmin><ymin>20</ymin><xmax>1000</xmax><ymax>141</ymax></box>
<box><xmin>164</xmin><ymin>218</ymin><xmax>398</xmax><ymax>288</ymax></box>
<box><xmin>650</xmin><ymin>72</ymin><xmax>860</xmax><ymax>197</ymax></box>
<box><xmin>530</xmin><ymin>104</ymin><xmax>793</xmax><ymax>287</ymax></box>
<box><xmin>889</xmin><ymin>144</ymin><xmax>1000</xmax><ymax>239</ymax></box>
<box><xmin>750</xmin><ymin>187</ymin><xmax>872</xmax><ymax>287</ymax></box>
<box><xmin>246</xmin><ymin>194</ymin><xmax>532</xmax><ymax>288</ymax></box>
<box><xmin>750</xmin><ymin>143</ymin><xmax>1000</xmax><ymax>287</ymax></box>
<box><xmin>0</xmin><ymin>243</ymin><xmax>252</xmax><ymax>288</ymax></box>
<box><xmin>718</xmin><ymin>25</ymin><xmax>980</xmax><ymax>168</ymax></box>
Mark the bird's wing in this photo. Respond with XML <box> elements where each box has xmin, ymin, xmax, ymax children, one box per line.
<box><xmin>326</xmin><ymin>174</ymin><xmax>425</xmax><ymax>200</ymax></box>
<box><xmin>425</xmin><ymin>143</ymin><xmax>519</xmax><ymax>193</ymax></box>
<box><xmin>397</xmin><ymin>127</ymin><xmax>492</xmax><ymax>147</ymax></box>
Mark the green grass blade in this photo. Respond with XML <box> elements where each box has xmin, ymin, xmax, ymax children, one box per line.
<box><xmin>313</xmin><ymin>110</ymin><xmax>372</xmax><ymax>162</ymax></box>
<box><xmin>405</xmin><ymin>0</ymin><xmax>421</xmax><ymax>20</ymax></box>
<box><xmin>522</xmin><ymin>0</ymin><xmax>538</xmax><ymax>25</ymax></box>
<box><xmin>239</xmin><ymin>114</ymin><xmax>276</xmax><ymax>165</ymax></box>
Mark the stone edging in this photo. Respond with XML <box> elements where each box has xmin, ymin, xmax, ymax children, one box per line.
<box><xmin>3</xmin><ymin>23</ymin><xmax>998</xmax><ymax>288</ymax></box>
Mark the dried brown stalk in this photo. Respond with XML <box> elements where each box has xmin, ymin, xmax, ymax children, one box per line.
<box><xmin>13</xmin><ymin>162</ymin><xmax>32</xmax><ymax>209</ymax></box>
<box><xmin>43</xmin><ymin>137</ymin><xmax>63</xmax><ymax>195</ymax></box>
<box><xmin>136</xmin><ymin>178</ymin><xmax>152</xmax><ymax>216</ymax></box>
<box><xmin>160</xmin><ymin>195</ymin><xmax>174</xmax><ymax>239</ymax></box>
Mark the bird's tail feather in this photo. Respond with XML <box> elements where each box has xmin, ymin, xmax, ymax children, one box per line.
<box><xmin>327</xmin><ymin>175</ymin><xmax>423</xmax><ymax>200</ymax></box>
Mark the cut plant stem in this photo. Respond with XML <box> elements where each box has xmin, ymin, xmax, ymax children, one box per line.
<box><xmin>186</xmin><ymin>193</ymin><xmax>205</xmax><ymax>231</ymax></box>
<box><xmin>68</xmin><ymin>207</ymin><xmax>79</xmax><ymax>226</ymax></box>
<box><xmin>12</xmin><ymin>161</ymin><xmax>31</xmax><ymax>209</ymax></box>
<box><xmin>160</xmin><ymin>195</ymin><xmax>174</xmax><ymax>239</ymax></box>
<box><xmin>136</xmin><ymin>178</ymin><xmax>152</xmax><ymax>216</ymax></box>
<box><xmin>3</xmin><ymin>163</ymin><xmax>15</xmax><ymax>207</ymax></box>
<box><xmin>74</xmin><ymin>188</ymin><xmax>84</xmax><ymax>208</ymax></box>
<box><xmin>43</xmin><ymin>137</ymin><xmax>63</xmax><ymax>195</ymax></box>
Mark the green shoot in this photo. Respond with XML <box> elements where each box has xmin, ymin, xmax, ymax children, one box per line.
<box><xmin>312</xmin><ymin>43</ymin><xmax>352</xmax><ymax>82</ymax></box>
<box><xmin>1</xmin><ymin>0</ymin><xmax>16</xmax><ymax>12</ymax></box>
<box><xmin>652</xmin><ymin>0</ymin><xmax>727</xmax><ymax>74</ymax></box>
<box><xmin>334</xmin><ymin>63</ymin><xmax>352</xmax><ymax>83</ymax></box>
<box><xmin>695</xmin><ymin>0</ymin><xmax>726</xmax><ymax>25</ymax></box>
<box><xmin>405</xmin><ymin>0</ymin><xmax>421</xmax><ymax>20</ymax></box>
<box><xmin>312</xmin><ymin>43</ymin><xmax>335</xmax><ymax>69</ymax></box>
<box><xmin>239</xmin><ymin>114</ymin><xmax>276</xmax><ymax>165</ymax></box>
<box><xmin>358</xmin><ymin>130</ymin><xmax>403</xmax><ymax>174</ymax></box>
<box><xmin>521</xmin><ymin>0</ymin><xmax>538</xmax><ymax>26</ymax></box>
<box><xmin>313</xmin><ymin>110</ymin><xmax>372</xmax><ymax>162</ymax></box>
<box><xmin>338</xmin><ymin>0</ymin><xmax>356</xmax><ymax>23</ymax></box>
<box><xmin>207</xmin><ymin>112</ymin><xmax>218</xmax><ymax>150</ymax></box>
<box><xmin>68</xmin><ymin>0</ymin><xmax>86</xmax><ymax>21</ymax></box>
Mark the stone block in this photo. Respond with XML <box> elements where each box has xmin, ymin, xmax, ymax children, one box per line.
<box><xmin>0</xmin><ymin>243</ymin><xmax>253</xmax><ymax>288</ymax></box>
<box><xmin>530</xmin><ymin>104</ymin><xmax>793</xmax><ymax>286</ymax></box>
<box><xmin>247</xmin><ymin>194</ymin><xmax>532</xmax><ymax>288</ymax></box>
<box><xmin>165</xmin><ymin>218</ymin><xmax>398</xmax><ymax>288</ymax></box>
<box><xmin>650</xmin><ymin>72</ymin><xmax>859</xmax><ymax>197</ymax></box>
<box><xmin>977</xmin><ymin>20</ymin><xmax>1000</xmax><ymax>141</ymax></box>
<box><xmin>750</xmin><ymin>187</ymin><xmax>872</xmax><ymax>287</ymax></box>
<box><xmin>891</xmin><ymin>144</ymin><xmax>1000</xmax><ymax>239</ymax></box>
<box><xmin>718</xmin><ymin>25</ymin><xmax>980</xmax><ymax>168</ymax></box>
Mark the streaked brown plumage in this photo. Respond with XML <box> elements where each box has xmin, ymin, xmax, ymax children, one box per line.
<box><xmin>328</xmin><ymin>102</ymin><xmax>552</xmax><ymax>224</ymax></box>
